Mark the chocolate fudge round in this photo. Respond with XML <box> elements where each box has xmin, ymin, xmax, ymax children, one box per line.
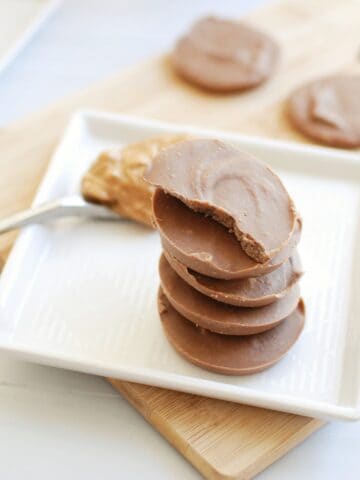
<box><xmin>288</xmin><ymin>75</ymin><xmax>360</xmax><ymax>148</ymax></box>
<box><xmin>163</xmin><ymin>250</ymin><xmax>302</xmax><ymax>308</ymax></box>
<box><xmin>154</xmin><ymin>188</ymin><xmax>301</xmax><ymax>280</ymax></box>
<box><xmin>159</xmin><ymin>254</ymin><xmax>301</xmax><ymax>335</ymax></box>
<box><xmin>159</xmin><ymin>290</ymin><xmax>305</xmax><ymax>375</ymax></box>
<box><xmin>172</xmin><ymin>16</ymin><xmax>279</xmax><ymax>92</ymax></box>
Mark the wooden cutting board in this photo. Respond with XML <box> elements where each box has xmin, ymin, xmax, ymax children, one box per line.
<box><xmin>0</xmin><ymin>0</ymin><xmax>359</xmax><ymax>478</ymax></box>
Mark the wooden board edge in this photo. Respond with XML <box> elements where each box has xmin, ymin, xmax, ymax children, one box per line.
<box><xmin>108</xmin><ymin>378</ymin><xmax>323</xmax><ymax>480</ymax></box>
<box><xmin>108</xmin><ymin>378</ymin><xmax>225</xmax><ymax>480</ymax></box>
<box><xmin>240</xmin><ymin>417</ymin><xmax>324</xmax><ymax>480</ymax></box>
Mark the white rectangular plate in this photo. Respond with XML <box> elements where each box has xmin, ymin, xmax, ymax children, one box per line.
<box><xmin>1</xmin><ymin>111</ymin><xmax>360</xmax><ymax>421</ymax></box>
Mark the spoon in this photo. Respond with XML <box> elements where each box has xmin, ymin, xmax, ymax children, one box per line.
<box><xmin>0</xmin><ymin>195</ymin><xmax>121</xmax><ymax>234</ymax></box>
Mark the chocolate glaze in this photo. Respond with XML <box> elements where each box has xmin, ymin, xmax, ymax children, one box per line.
<box><xmin>146</xmin><ymin>139</ymin><xmax>298</xmax><ymax>263</ymax></box>
<box><xmin>172</xmin><ymin>16</ymin><xmax>279</xmax><ymax>92</ymax></box>
<box><xmin>159</xmin><ymin>254</ymin><xmax>301</xmax><ymax>335</ymax></box>
<box><xmin>163</xmin><ymin>250</ymin><xmax>302</xmax><ymax>307</ymax></box>
<box><xmin>154</xmin><ymin>189</ymin><xmax>301</xmax><ymax>280</ymax></box>
<box><xmin>288</xmin><ymin>75</ymin><xmax>360</xmax><ymax>149</ymax></box>
<box><xmin>159</xmin><ymin>290</ymin><xmax>305</xmax><ymax>375</ymax></box>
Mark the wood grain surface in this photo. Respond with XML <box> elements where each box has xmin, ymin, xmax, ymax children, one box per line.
<box><xmin>0</xmin><ymin>0</ymin><xmax>359</xmax><ymax>478</ymax></box>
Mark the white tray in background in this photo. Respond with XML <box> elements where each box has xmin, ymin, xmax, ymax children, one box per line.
<box><xmin>0</xmin><ymin>0</ymin><xmax>60</xmax><ymax>75</ymax></box>
<box><xmin>0</xmin><ymin>111</ymin><xmax>359</xmax><ymax>421</ymax></box>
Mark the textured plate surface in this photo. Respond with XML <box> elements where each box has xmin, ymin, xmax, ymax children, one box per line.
<box><xmin>0</xmin><ymin>111</ymin><xmax>359</xmax><ymax>420</ymax></box>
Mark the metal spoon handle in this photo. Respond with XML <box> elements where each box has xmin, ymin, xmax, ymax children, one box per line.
<box><xmin>0</xmin><ymin>195</ymin><xmax>120</xmax><ymax>234</ymax></box>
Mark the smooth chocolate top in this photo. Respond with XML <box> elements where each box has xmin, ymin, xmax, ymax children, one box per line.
<box><xmin>159</xmin><ymin>290</ymin><xmax>305</xmax><ymax>375</ymax></box>
<box><xmin>288</xmin><ymin>75</ymin><xmax>360</xmax><ymax>148</ymax></box>
<box><xmin>146</xmin><ymin>139</ymin><xmax>298</xmax><ymax>263</ymax></box>
<box><xmin>159</xmin><ymin>254</ymin><xmax>300</xmax><ymax>335</ymax></box>
<box><xmin>172</xmin><ymin>16</ymin><xmax>279</xmax><ymax>92</ymax></box>
<box><xmin>163</xmin><ymin>251</ymin><xmax>302</xmax><ymax>307</ymax></box>
<box><xmin>153</xmin><ymin>188</ymin><xmax>300</xmax><ymax>279</ymax></box>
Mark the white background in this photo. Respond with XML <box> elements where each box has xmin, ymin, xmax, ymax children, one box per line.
<box><xmin>0</xmin><ymin>1</ymin><xmax>359</xmax><ymax>479</ymax></box>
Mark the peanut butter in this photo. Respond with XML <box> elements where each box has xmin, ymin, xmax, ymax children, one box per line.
<box><xmin>82</xmin><ymin>134</ymin><xmax>188</xmax><ymax>226</ymax></box>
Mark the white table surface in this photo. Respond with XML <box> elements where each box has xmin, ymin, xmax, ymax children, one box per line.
<box><xmin>0</xmin><ymin>1</ymin><xmax>359</xmax><ymax>479</ymax></box>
